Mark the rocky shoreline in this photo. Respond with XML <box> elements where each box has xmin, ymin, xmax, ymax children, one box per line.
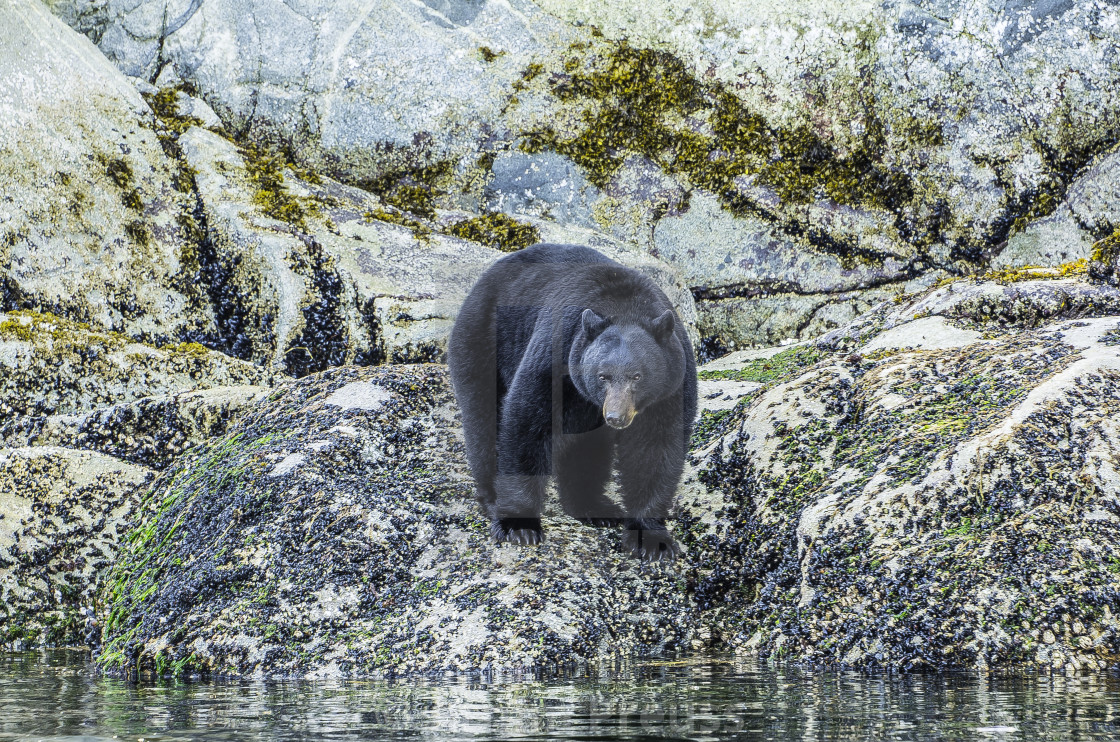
<box><xmin>3</xmin><ymin>0</ymin><xmax>1120</xmax><ymax>677</ymax></box>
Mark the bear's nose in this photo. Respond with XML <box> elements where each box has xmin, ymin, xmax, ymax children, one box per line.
<box><xmin>604</xmin><ymin>412</ymin><xmax>632</xmax><ymax>429</ymax></box>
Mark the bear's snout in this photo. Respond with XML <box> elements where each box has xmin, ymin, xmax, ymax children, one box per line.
<box><xmin>603</xmin><ymin>386</ymin><xmax>637</xmax><ymax>429</ymax></box>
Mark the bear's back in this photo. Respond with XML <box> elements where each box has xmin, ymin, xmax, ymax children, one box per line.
<box><xmin>496</xmin><ymin>242</ymin><xmax>617</xmax><ymax>268</ymax></box>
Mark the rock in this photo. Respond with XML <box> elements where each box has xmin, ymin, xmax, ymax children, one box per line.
<box><xmin>682</xmin><ymin>277</ymin><xmax>1120</xmax><ymax>672</ymax></box>
<box><xmin>178</xmin><ymin>125</ymin><xmax>697</xmax><ymax>368</ymax></box>
<box><xmin>1090</xmin><ymin>231</ymin><xmax>1120</xmax><ymax>286</ymax></box>
<box><xmin>98</xmin><ymin>365</ymin><xmax>696</xmax><ymax>678</ymax></box>
<box><xmin>1067</xmin><ymin>151</ymin><xmax>1120</xmax><ymax>236</ymax></box>
<box><xmin>88</xmin><ymin>0</ymin><xmax>568</xmax><ymax>182</ymax></box>
<box><xmin>50</xmin><ymin>1</ymin><xmax>1120</xmax><ymax>356</ymax></box>
<box><xmin>482</xmin><ymin>151</ymin><xmax>601</xmax><ymax>231</ymax></box>
<box><xmin>3</xmin><ymin>385</ymin><xmax>271</xmax><ymax>470</ymax></box>
<box><xmin>894</xmin><ymin>278</ymin><xmax>1120</xmax><ymax>329</ymax></box>
<box><xmin>0</xmin><ymin>0</ymin><xmax>215</xmax><ymax>345</ymax></box>
<box><xmin>653</xmin><ymin>194</ymin><xmax>910</xmax><ymax>295</ymax></box>
<box><xmin>858</xmin><ymin>316</ymin><xmax>982</xmax><ymax>353</ymax></box>
<box><xmin>0</xmin><ymin>310</ymin><xmax>273</xmax><ymax>421</ymax></box>
<box><xmin>654</xmin><ymin>194</ymin><xmax>914</xmax><ymax>349</ymax></box>
<box><xmin>696</xmin><ymin>286</ymin><xmax>899</xmax><ymax>359</ymax></box>
<box><xmin>992</xmin><ymin>205</ymin><xmax>1097</xmax><ymax>270</ymax></box>
<box><xmin>0</xmin><ymin>446</ymin><xmax>153</xmax><ymax>649</ymax></box>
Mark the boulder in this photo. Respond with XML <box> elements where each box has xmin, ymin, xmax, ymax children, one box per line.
<box><xmin>96</xmin><ymin>274</ymin><xmax>1120</xmax><ymax>676</ymax></box>
<box><xmin>0</xmin><ymin>446</ymin><xmax>153</xmax><ymax>649</ymax></box>
<box><xmin>87</xmin><ymin>0</ymin><xmax>568</xmax><ymax>181</ymax></box>
<box><xmin>684</xmin><ymin>277</ymin><xmax>1120</xmax><ymax>672</ymax></box>
<box><xmin>50</xmin><ymin>1</ymin><xmax>1120</xmax><ymax>350</ymax></box>
<box><xmin>0</xmin><ymin>0</ymin><xmax>215</xmax><ymax>345</ymax></box>
<box><xmin>98</xmin><ymin>365</ymin><xmax>697</xmax><ymax>678</ymax></box>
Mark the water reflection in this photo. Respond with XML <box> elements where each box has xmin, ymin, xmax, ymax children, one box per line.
<box><xmin>1</xmin><ymin>652</ymin><xmax>1119</xmax><ymax>741</ymax></box>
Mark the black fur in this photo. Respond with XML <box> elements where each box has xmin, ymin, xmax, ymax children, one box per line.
<box><xmin>448</xmin><ymin>243</ymin><xmax>698</xmax><ymax>560</ymax></box>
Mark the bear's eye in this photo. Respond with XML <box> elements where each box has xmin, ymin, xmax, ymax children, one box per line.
<box><xmin>598</xmin><ymin>373</ymin><xmax>610</xmax><ymax>382</ymax></box>
<box><xmin>631</xmin><ymin>373</ymin><xmax>642</xmax><ymax>382</ymax></box>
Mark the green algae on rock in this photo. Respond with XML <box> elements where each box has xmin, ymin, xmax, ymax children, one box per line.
<box><xmin>98</xmin><ymin>365</ymin><xmax>696</xmax><ymax>678</ymax></box>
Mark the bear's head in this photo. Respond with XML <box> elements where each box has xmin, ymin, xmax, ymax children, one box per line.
<box><xmin>569</xmin><ymin>308</ymin><xmax>687</xmax><ymax>430</ymax></box>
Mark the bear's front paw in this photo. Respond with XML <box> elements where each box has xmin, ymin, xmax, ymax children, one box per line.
<box><xmin>492</xmin><ymin>517</ymin><xmax>543</xmax><ymax>545</ymax></box>
<box><xmin>622</xmin><ymin>520</ymin><xmax>680</xmax><ymax>562</ymax></box>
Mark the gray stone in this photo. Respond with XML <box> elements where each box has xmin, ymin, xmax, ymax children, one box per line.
<box><xmin>90</xmin><ymin>0</ymin><xmax>568</xmax><ymax>182</ymax></box>
<box><xmin>1067</xmin><ymin>151</ymin><xmax>1120</xmax><ymax>236</ymax></box>
<box><xmin>993</xmin><ymin>205</ymin><xmax>1097</xmax><ymax>270</ymax></box>
<box><xmin>858</xmin><ymin>315</ymin><xmax>983</xmax><ymax>352</ymax></box>
<box><xmin>654</xmin><ymin>193</ymin><xmax>911</xmax><ymax>294</ymax></box>
<box><xmin>483</xmin><ymin>151</ymin><xmax>600</xmax><ymax>230</ymax></box>
<box><xmin>697</xmin><ymin>286</ymin><xmax>898</xmax><ymax>355</ymax></box>
<box><xmin>0</xmin><ymin>0</ymin><xmax>216</xmax><ymax>345</ymax></box>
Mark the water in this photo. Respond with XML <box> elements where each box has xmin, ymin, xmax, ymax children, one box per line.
<box><xmin>2</xmin><ymin>651</ymin><xmax>1120</xmax><ymax>741</ymax></box>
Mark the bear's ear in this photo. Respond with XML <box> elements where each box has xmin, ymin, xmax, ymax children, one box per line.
<box><xmin>651</xmin><ymin>309</ymin><xmax>675</xmax><ymax>342</ymax></box>
<box><xmin>581</xmin><ymin>309</ymin><xmax>609</xmax><ymax>339</ymax></box>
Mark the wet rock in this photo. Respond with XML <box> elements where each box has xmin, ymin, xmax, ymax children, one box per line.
<box><xmin>0</xmin><ymin>446</ymin><xmax>153</xmax><ymax>649</ymax></box>
<box><xmin>98</xmin><ymin>365</ymin><xmax>698</xmax><ymax>678</ymax></box>
<box><xmin>0</xmin><ymin>0</ymin><xmax>215</xmax><ymax>345</ymax></box>
<box><xmin>3</xmin><ymin>385</ymin><xmax>271</xmax><ymax>470</ymax></box>
<box><xmin>0</xmin><ymin>310</ymin><xmax>273</xmax><ymax>421</ymax></box>
<box><xmin>683</xmin><ymin>276</ymin><xmax>1120</xmax><ymax>673</ymax></box>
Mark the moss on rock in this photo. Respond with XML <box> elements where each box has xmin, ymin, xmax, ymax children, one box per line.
<box><xmin>517</xmin><ymin>38</ymin><xmax>913</xmax><ymax>229</ymax></box>
<box><xmin>444</xmin><ymin>213</ymin><xmax>540</xmax><ymax>252</ymax></box>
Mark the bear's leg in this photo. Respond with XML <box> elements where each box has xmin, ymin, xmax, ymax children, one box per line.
<box><xmin>556</xmin><ymin>427</ymin><xmax>622</xmax><ymax>526</ymax></box>
<box><xmin>615</xmin><ymin>413</ymin><xmax>686</xmax><ymax>561</ymax></box>
<box><xmin>448</xmin><ymin>308</ymin><xmax>501</xmax><ymax>511</ymax></box>
<box><xmin>491</xmin><ymin>372</ymin><xmax>551</xmax><ymax>545</ymax></box>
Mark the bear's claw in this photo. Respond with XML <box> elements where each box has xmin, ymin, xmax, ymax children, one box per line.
<box><xmin>577</xmin><ymin>516</ymin><xmax>624</xmax><ymax>528</ymax></box>
<box><xmin>492</xmin><ymin>517</ymin><xmax>543</xmax><ymax>545</ymax></box>
<box><xmin>622</xmin><ymin>521</ymin><xmax>680</xmax><ymax>562</ymax></box>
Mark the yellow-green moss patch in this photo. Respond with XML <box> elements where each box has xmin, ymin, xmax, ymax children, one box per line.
<box><xmin>518</xmin><ymin>39</ymin><xmax>914</xmax><ymax>215</ymax></box>
<box><xmin>444</xmin><ymin>213</ymin><xmax>540</xmax><ymax>252</ymax></box>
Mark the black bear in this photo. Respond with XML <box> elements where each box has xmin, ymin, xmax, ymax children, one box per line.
<box><xmin>448</xmin><ymin>243</ymin><xmax>697</xmax><ymax>560</ymax></box>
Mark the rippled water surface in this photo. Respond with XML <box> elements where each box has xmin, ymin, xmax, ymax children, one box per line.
<box><xmin>3</xmin><ymin>651</ymin><xmax>1120</xmax><ymax>740</ymax></box>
